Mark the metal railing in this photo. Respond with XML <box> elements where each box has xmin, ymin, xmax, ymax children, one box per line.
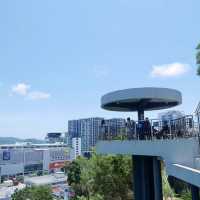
<box><xmin>99</xmin><ymin>115</ymin><xmax>199</xmax><ymax>141</ymax></box>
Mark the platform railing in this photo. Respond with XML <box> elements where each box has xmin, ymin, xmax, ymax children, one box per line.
<box><xmin>99</xmin><ymin>115</ymin><xmax>199</xmax><ymax>141</ymax></box>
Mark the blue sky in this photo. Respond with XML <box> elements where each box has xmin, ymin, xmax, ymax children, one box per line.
<box><xmin>0</xmin><ymin>0</ymin><xmax>199</xmax><ymax>139</ymax></box>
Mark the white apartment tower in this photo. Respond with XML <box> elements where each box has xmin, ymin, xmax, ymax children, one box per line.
<box><xmin>72</xmin><ymin>138</ymin><xmax>81</xmax><ymax>159</ymax></box>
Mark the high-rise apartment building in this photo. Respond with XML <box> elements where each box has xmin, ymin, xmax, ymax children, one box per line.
<box><xmin>158</xmin><ymin>110</ymin><xmax>184</xmax><ymax>121</ymax></box>
<box><xmin>68</xmin><ymin>118</ymin><xmax>126</xmax><ymax>153</ymax></box>
<box><xmin>68</xmin><ymin>118</ymin><xmax>103</xmax><ymax>153</ymax></box>
<box><xmin>102</xmin><ymin>118</ymin><xmax>126</xmax><ymax>137</ymax></box>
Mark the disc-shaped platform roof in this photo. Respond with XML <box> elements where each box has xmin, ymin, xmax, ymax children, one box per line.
<box><xmin>101</xmin><ymin>87</ymin><xmax>182</xmax><ymax>112</ymax></box>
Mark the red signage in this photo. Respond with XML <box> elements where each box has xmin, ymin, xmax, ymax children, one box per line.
<box><xmin>49</xmin><ymin>162</ymin><xmax>65</xmax><ymax>170</ymax></box>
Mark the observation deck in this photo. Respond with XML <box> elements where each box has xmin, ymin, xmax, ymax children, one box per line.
<box><xmin>97</xmin><ymin>117</ymin><xmax>200</xmax><ymax>187</ymax></box>
<box><xmin>97</xmin><ymin>87</ymin><xmax>200</xmax><ymax>200</ymax></box>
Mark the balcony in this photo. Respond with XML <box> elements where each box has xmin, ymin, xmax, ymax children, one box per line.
<box><xmin>99</xmin><ymin>115</ymin><xmax>199</xmax><ymax>141</ymax></box>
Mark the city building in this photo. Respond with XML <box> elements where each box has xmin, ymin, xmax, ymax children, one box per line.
<box><xmin>68</xmin><ymin>120</ymin><xmax>82</xmax><ymax>138</ymax></box>
<box><xmin>0</xmin><ymin>143</ymin><xmax>73</xmax><ymax>179</ymax></box>
<box><xmin>45</xmin><ymin>132</ymin><xmax>64</xmax><ymax>144</ymax></box>
<box><xmin>64</xmin><ymin>132</ymin><xmax>70</xmax><ymax>146</ymax></box>
<box><xmin>68</xmin><ymin>118</ymin><xmax>103</xmax><ymax>153</ymax></box>
<box><xmin>101</xmin><ymin>118</ymin><xmax>126</xmax><ymax>138</ymax></box>
<box><xmin>68</xmin><ymin>118</ymin><xmax>125</xmax><ymax>153</ymax></box>
<box><xmin>24</xmin><ymin>172</ymin><xmax>71</xmax><ymax>200</ymax></box>
<box><xmin>72</xmin><ymin>138</ymin><xmax>81</xmax><ymax>159</ymax></box>
<box><xmin>195</xmin><ymin>101</ymin><xmax>200</xmax><ymax>132</ymax></box>
<box><xmin>158</xmin><ymin>110</ymin><xmax>185</xmax><ymax>121</ymax></box>
<box><xmin>24</xmin><ymin>172</ymin><xmax>67</xmax><ymax>187</ymax></box>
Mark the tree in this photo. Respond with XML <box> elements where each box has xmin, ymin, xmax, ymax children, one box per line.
<box><xmin>67</xmin><ymin>160</ymin><xmax>81</xmax><ymax>185</ymax></box>
<box><xmin>93</xmin><ymin>154</ymin><xmax>132</xmax><ymax>200</ymax></box>
<box><xmin>180</xmin><ymin>189</ymin><xmax>192</xmax><ymax>200</ymax></box>
<box><xmin>67</xmin><ymin>153</ymin><xmax>133</xmax><ymax>200</ymax></box>
<box><xmin>77</xmin><ymin>194</ymin><xmax>104</xmax><ymax>200</ymax></box>
<box><xmin>168</xmin><ymin>176</ymin><xmax>189</xmax><ymax>195</ymax></box>
<box><xmin>196</xmin><ymin>43</ymin><xmax>200</xmax><ymax>75</ymax></box>
<box><xmin>68</xmin><ymin>153</ymin><xmax>192</xmax><ymax>200</ymax></box>
<box><xmin>11</xmin><ymin>186</ymin><xmax>53</xmax><ymax>200</ymax></box>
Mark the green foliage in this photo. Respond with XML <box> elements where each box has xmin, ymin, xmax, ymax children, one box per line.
<box><xmin>67</xmin><ymin>154</ymin><xmax>191</xmax><ymax>200</ymax></box>
<box><xmin>162</xmin><ymin>170</ymin><xmax>174</xmax><ymax>199</ymax></box>
<box><xmin>67</xmin><ymin>153</ymin><xmax>133</xmax><ymax>200</ymax></box>
<box><xmin>168</xmin><ymin>176</ymin><xmax>189</xmax><ymax>195</ymax></box>
<box><xmin>197</xmin><ymin>65</ymin><xmax>200</xmax><ymax>76</ymax></box>
<box><xmin>77</xmin><ymin>194</ymin><xmax>104</xmax><ymax>200</ymax></box>
<box><xmin>180</xmin><ymin>190</ymin><xmax>192</xmax><ymax>200</ymax></box>
<box><xmin>93</xmin><ymin>154</ymin><xmax>132</xmax><ymax>200</ymax></box>
<box><xmin>167</xmin><ymin>176</ymin><xmax>192</xmax><ymax>200</ymax></box>
<box><xmin>11</xmin><ymin>186</ymin><xmax>53</xmax><ymax>200</ymax></box>
<box><xmin>67</xmin><ymin>161</ymin><xmax>81</xmax><ymax>185</ymax></box>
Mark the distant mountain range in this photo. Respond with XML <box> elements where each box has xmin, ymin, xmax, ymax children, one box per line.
<box><xmin>0</xmin><ymin>137</ymin><xmax>45</xmax><ymax>145</ymax></box>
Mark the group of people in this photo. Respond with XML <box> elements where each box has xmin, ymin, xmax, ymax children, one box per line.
<box><xmin>126</xmin><ymin>117</ymin><xmax>152</xmax><ymax>140</ymax></box>
<box><xmin>100</xmin><ymin>117</ymin><xmax>190</xmax><ymax>140</ymax></box>
<box><xmin>125</xmin><ymin>118</ymin><xmax>189</xmax><ymax>140</ymax></box>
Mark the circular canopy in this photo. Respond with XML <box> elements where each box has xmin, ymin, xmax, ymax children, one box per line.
<box><xmin>101</xmin><ymin>87</ymin><xmax>182</xmax><ymax>112</ymax></box>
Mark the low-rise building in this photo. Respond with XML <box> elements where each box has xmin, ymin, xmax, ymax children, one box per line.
<box><xmin>24</xmin><ymin>173</ymin><xmax>67</xmax><ymax>187</ymax></box>
<box><xmin>0</xmin><ymin>143</ymin><xmax>73</xmax><ymax>179</ymax></box>
<box><xmin>45</xmin><ymin>132</ymin><xmax>64</xmax><ymax>144</ymax></box>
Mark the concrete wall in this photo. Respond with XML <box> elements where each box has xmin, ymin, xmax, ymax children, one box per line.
<box><xmin>96</xmin><ymin>138</ymin><xmax>200</xmax><ymax>187</ymax></box>
<box><xmin>97</xmin><ymin>138</ymin><xmax>199</xmax><ymax>167</ymax></box>
<box><xmin>0</xmin><ymin>163</ymin><xmax>24</xmax><ymax>176</ymax></box>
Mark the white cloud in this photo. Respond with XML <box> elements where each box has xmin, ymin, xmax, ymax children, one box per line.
<box><xmin>11</xmin><ymin>83</ymin><xmax>50</xmax><ymax>100</ymax></box>
<box><xmin>27</xmin><ymin>91</ymin><xmax>51</xmax><ymax>100</ymax></box>
<box><xmin>93</xmin><ymin>65</ymin><xmax>110</xmax><ymax>78</ymax></box>
<box><xmin>150</xmin><ymin>62</ymin><xmax>190</xmax><ymax>78</ymax></box>
<box><xmin>12</xmin><ymin>83</ymin><xmax>30</xmax><ymax>96</ymax></box>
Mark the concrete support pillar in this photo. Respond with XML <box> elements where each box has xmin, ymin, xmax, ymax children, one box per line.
<box><xmin>138</xmin><ymin>109</ymin><xmax>144</xmax><ymax>121</ymax></box>
<box><xmin>153</xmin><ymin>157</ymin><xmax>163</xmax><ymax>200</ymax></box>
<box><xmin>133</xmin><ymin>155</ymin><xmax>146</xmax><ymax>200</ymax></box>
<box><xmin>133</xmin><ymin>109</ymin><xmax>163</xmax><ymax>200</ymax></box>
<box><xmin>133</xmin><ymin>155</ymin><xmax>163</xmax><ymax>200</ymax></box>
<box><xmin>191</xmin><ymin>185</ymin><xmax>200</xmax><ymax>200</ymax></box>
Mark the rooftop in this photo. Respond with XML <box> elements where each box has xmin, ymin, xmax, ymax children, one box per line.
<box><xmin>0</xmin><ymin>143</ymin><xmax>68</xmax><ymax>149</ymax></box>
<box><xmin>24</xmin><ymin>174</ymin><xmax>67</xmax><ymax>186</ymax></box>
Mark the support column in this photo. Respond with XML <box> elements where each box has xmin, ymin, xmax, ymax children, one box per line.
<box><xmin>191</xmin><ymin>185</ymin><xmax>200</xmax><ymax>200</ymax></box>
<box><xmin>153</xmin><ymin>157</ymin><xmax>163</xmax><ymax>200</ymax></box>
<box><xmin>138</xmin><ymin>109</ymin><xmax>144</xmax><ymax>121</ymax></box>
<box><xmin>133</xmin><ymin>110</ymin><xmax>162</xmax><ymax>200</ymax></box>
<box><xmin>133</xmin><ymin>155</ymin><xmax>145</xmax><ymax>200</ymax></box>
<box><xmin>133</xmin><ymin>156</ymin><xmax>163</xmax><ymax>200</ymax></box>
